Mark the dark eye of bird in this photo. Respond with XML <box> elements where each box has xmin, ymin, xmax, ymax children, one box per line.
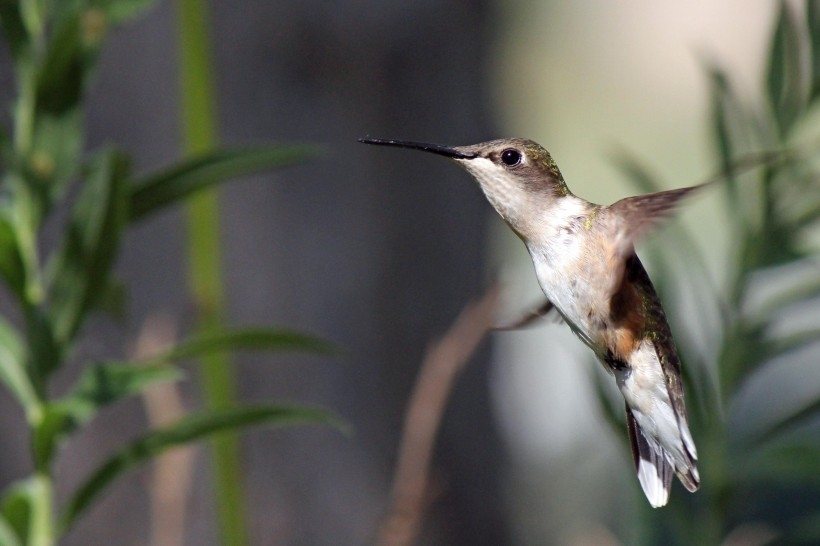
<box><xmin>500</xmin><ymin>148</ymin><xmax>522</xmax><ymax>166</ymax></box>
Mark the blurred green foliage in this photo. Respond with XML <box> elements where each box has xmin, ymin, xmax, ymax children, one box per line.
<box><xmin>0</xmin><ymin>1</ymin><xmax>337</xmax><ymax>545</ymax></box>
<box><xmin>603</xmin><ymin>1</ymin><xmax>820</xmax><ymax>544</ymax></box>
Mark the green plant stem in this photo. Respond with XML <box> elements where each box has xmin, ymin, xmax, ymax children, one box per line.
<box><xmin>174</xmin><ymin>1</ymin><xmax>248</xmax><ymax>545</ymax></box>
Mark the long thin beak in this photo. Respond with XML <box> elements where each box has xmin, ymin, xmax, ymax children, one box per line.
<box><xmin>358</xmin><ymin>137</ymin><xmax>477</xmax><ymax>159</ymax></box>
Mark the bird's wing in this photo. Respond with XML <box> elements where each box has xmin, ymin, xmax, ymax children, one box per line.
<box><xmin>602</xmin><ymin>185</ymin><xmax>703</xmax><ymax>297</ymax></box>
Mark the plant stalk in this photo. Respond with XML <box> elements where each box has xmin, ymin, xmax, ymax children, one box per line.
<box><xmin>174</xmin><ymin>1</ymin><xmax>248</xmax><ymax>545</ymax></box>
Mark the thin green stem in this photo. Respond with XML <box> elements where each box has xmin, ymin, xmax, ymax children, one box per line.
<box><xmin>174</xmin><ymin>1</ymin><xmax>248</xmax><ymax>545</ymax></box>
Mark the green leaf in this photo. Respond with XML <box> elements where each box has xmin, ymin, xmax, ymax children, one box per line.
<box><xmin>0</xmin><ymin>476</ymin><xmax>49</xmax><ymax>546</ymax></box>
<box><xmin>47</xmin><ymin>148</ymin><xmax>130</xmax><ymax>346</ymax></box>
<box><xmin>0</xmin><ymin>514</ymin><xmax>21</xmax><ymax>546</ymax></box>
<box><xmin>764</xmin><ymin>326</ymin><xmax>820</xmax><ymax>361</ymax></box>
<box><xmin>707</xmin><ymin>66</ymin><xmax>754</xmax><ymax>234</ymax></box>
<box><xmin>128</xmin><ymin>146</ymin><xmax>315</xmax><ymax>222</ymax></box>
<box><xmin>0</xmin><ymin>209</ymin><xmax>26</xmax><ymax>298</ymax></box>
<box><xmin>35</xmin><ymin>10</ymin><xmax>87</xmax><ymax>115</ymax></box>
<box><xmin>30</xmin><ymin>363</ymin><xmax>181</xmax><ymax>468</ymax></box>
<box><xmin>94</xmin><ymin>0</ymin><xmax>159</xmax><ymax>25</ymax></box>
<box><xmin>732</xmin><ymin>439</ymin><xmax>820</xmax><ymax>486</ymax></box>
<box><xmin>0</xmin><ymin>1</ymin><xmax>28</xmax><ymax>62</ymax></box>
<box><xmin>62</xmin><ymin>362</ymin><xmax>181</xmax><ymax>427</ymax></box>
<box><xmin>0</xmin><ymin>316</ymin><xmax>38</xmax><ymax>420</ymax></box>
<box><xmin>766</xmin><ymin>1</ymin><xmax>805</xmax><ymax>137</ymax></box>
<box><xmin>756</xmin><ymin>272</ymin><xmax>820</xmax><ymax>318</ymax></box>
<box><xmin>807</xmin><ymin>0</ymin><xmax>820</xmax><ymax>100</ymax></box>
<box><xmin>29</xmin><ymin>108</ymin><xmax>83</xmax><ymax>204</ymax></box>
<box><xmin>60</xmin><ymin>404</ymin><xmax>344</xmax><ymax>531</ymax></box>
<box><xmin>753</xmin><ymin>395</ymin><xmax>820</xmax><ymax>446</ymax></box>
<box><xmin>148</xmin><ymin>327</ymin><xmax>336</xmax><ymax>365</ymax></box>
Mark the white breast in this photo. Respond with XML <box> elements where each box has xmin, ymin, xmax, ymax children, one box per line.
<box><xmin>525</xmin><ymin>197</ymin><xmax>602</xmax><ymax>347</ymax></box>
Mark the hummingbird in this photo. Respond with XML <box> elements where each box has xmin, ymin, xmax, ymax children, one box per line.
<box><xmin>359</xmin><ymin>136</ymin><xmax>701</xmax><ymax>507</ymax></box>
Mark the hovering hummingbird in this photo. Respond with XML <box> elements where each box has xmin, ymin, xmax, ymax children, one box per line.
<box><xmin>360</xmin><ymin>136</ymin><xmax>701</xmax><ymax>507</ymax></box>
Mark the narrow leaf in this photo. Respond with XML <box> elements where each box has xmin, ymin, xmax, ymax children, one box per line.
<box><xmin>708</xmin><ymin>67</ymin><xmax>747</xmax><ymax>231</ymax></box>
<box><xmin>807</xmin><ymin>0</ymin><xmax>820</xmax><ymax>99</ymax></box>
<box><xmin>146</xmin><ymin>327</ymin><xmax>336</xmax><ymax>365</ymax></box>
<box><xmin>62</xmin><ymin>362</ymin><xmax>182</xmax><ymax>429</ymax></box>
<box><xmin>0</xmin><ymin>316</ymin><xmax>37</xmax><ymax>419</ymax></box>
<box><xmin>0</xmin><ymin>476</ymin><xmax>49</xmax><ymax>546</ymax></box>
<box><xmin>0</xmin><ymin>1</ymin><xmax>28</xmax><ymax>61</ymax></box>
<box><xmin>47</xmin><ymin>148</ymin><xmax>129</xmax><ymax>346</ymax></box>
<box><xmin>766</xmin><ymin>1</ymin><xmax>806</xmax><ymax>136</ymax></box>
<box><xmin>31</xmin><ymin>363</ymin><xmax>180</xmax><ymax>468</ymax></box>
<box><xmin>753</xmin><ymin>396</ymin><xmax>820</xmax><ymax>446</ymax></box>
<box><xmin>60</xmin><ymin>404</ymin><xmax>344</xmax><ymax>531</ymax></box>
<box><xmin>128</xmin><ymin>146</ymin><xmax>315</xmax><ymax>222</ymax></box>
<box><xmin>98</xmin><ymin>0</ymin><xmax>159</xmax><ymax>25</ymax></box>
<box><xmin>0</xmin><ymin>209</ymin><xmax>26</xmax><ymax>300</ymax></box>
<box><xmin>757</xmin><ymin>273</ymin><xmax>820</xmax><ymax>318</ymax></box>
<box><xmin>764</xmin><ymin>326</ymin><xmax>820</xmax><ymax>361</ymax></box>
<box><xmin>732</xmin><ymin>440</ymin><xmax>820</xmax><ymax>486</ymax></box>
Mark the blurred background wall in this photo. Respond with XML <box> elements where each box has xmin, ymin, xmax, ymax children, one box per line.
<box><xmin>0</xmin><ymin>1</ymin><xmax>783</xmax><ymax>545</ymax></box>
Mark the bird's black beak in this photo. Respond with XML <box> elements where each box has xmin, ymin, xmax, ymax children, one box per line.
<box><xmin>358</xmin><ymin>137</ymin><xmax>477</xmax><ymax>159</ymax></box>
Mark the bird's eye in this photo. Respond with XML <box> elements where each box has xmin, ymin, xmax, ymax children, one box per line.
<box><xmin>500</xmin><ymin>148</ymin><xmax>522</xmax><ymax>166</ymax></box>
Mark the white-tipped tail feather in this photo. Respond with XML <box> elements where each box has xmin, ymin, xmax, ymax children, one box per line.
<box><xmin>616</xmin><ymin>340</ymin><xmax>700</xmax><ymax>507</ymax></box>
<box><xmin>626</xmin><ymin>406</ymin><xmax>699</xmax><ymax>508</ymax></box>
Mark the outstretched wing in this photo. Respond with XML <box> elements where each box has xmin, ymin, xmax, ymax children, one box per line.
<box><xmin>602</xmin><ymin>185</ymin><xmax>704</xmax><ymax>298</ymax></box>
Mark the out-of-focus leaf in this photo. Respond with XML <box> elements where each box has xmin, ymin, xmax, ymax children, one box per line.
<box><xmin>30</xmin><ymin>404</ymin><xmax>72</xmax><ymax>471</ymax></box>
<box><xmin>128</xmin><ymin>146</ymin><xmax>315</xmax><ymax>222</ymax></box>
<box><xmin>47</xmin><ymin>148</ymin><xmax>129</xmax><ymax>346</ymax></box>
<box><xmin>807</xmin><ymin>0</ymin><xmax>820</xmax><ymax>99</ymax></box>
<box><xmin>0</xmin><ymin>476</ymin><xmax>49</xmax><ymax>546</ymax></box>
<box><xmin>62</xmin><ymin>362</ymin><xmax>181</xmax><ymax>426</ymax></box>
<box><xmin>788</xmin><ymin>511</ymin><xmax>820</xmax><ymax>544</ymax></box>
<box><xmin>94</xmin><ymin>0</ymin><xmax>159</xmax><ymax>25</ymax></box>
<box><xmin>720</xmin><ymin>315</ymin><xmax>781</xmax><ymax>392</ymax></box>
<box><xmin>29</xmin><ymin>108</ymin><xmax>83</xmax><ymax>203</ymax></box>
<box><xmin>763</xmin><ymin>326</ymin><xmax>820</xmax><ymax>363</ymax></box>
<box><xmin>757</xmin><ymin>273</ymin><xmax>820</xmax><ymax>318</ymax></box>
<box><xmin>708</xmin><ymin>66</ymin><xmax>750</xmax><ymax>237</ymax></box>
<box><xmin>0</xmin><ymin>514</ymin><xmax>21</xmax><ymax>546</ymax></box>
<box><xmin>709</xmin><ymin>67</ymin><xmax>737</xmax><ymax>163</ymax></box>
<box><xmin>751</xmin><ymin>220</ymin><xmax>808</xmax><ymax>269</ymax></box>
<box><xmin>21</xmin><ymin>305</ymin><xmax>62</xmax><ymax>394</ymax></box>
<box><xmin>0</xmin><ymin>1</ymin><xmax>28</xmax><ymax>62</ymax></box>
<box><xmin>35</xmin><ymin>11</ymin><xmax>86</xmax><ymax>115</ymax></box>
<box><xmin>145</xmin><ymin>327</ymin><xmax>336</xmax><ymax>365</ymax></box>
<box><xmin>29</xmin><ymin>363</ymin><xmax>181</xmax><ymax>468</ymax></box>
<box><xmin>0</xmin><ymin>316</ymin><xmax>37</xmax><ymax>420</ymax></box>
<box><xmin>766</xmin><ymin>1</ymin><xmax>805</xmax><ymax>137</ymax></box>
<box><xmin>60</xmin><ymin>404</ymin><xmax>345</xmax><ymax>531</ymax></box>
<box><xmin>0</xmin><ymin>209</ymin><xmax>26</xmax><ymax>298</ymax></box>
<box><xmin>752</xmin><ymin>395</ymin><xmax>820</xmax><ymax>446</ymax></box>
<box><xmin>732</xmin><ymin>439</ymin><xmax>820</xmax><ymax>486</ymax></box>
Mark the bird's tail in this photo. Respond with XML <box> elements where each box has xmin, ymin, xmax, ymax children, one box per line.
<box><xmin>626</xmin><ymin>405</ymin><xmax>699</xmax><ymax>508</ymax></box>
